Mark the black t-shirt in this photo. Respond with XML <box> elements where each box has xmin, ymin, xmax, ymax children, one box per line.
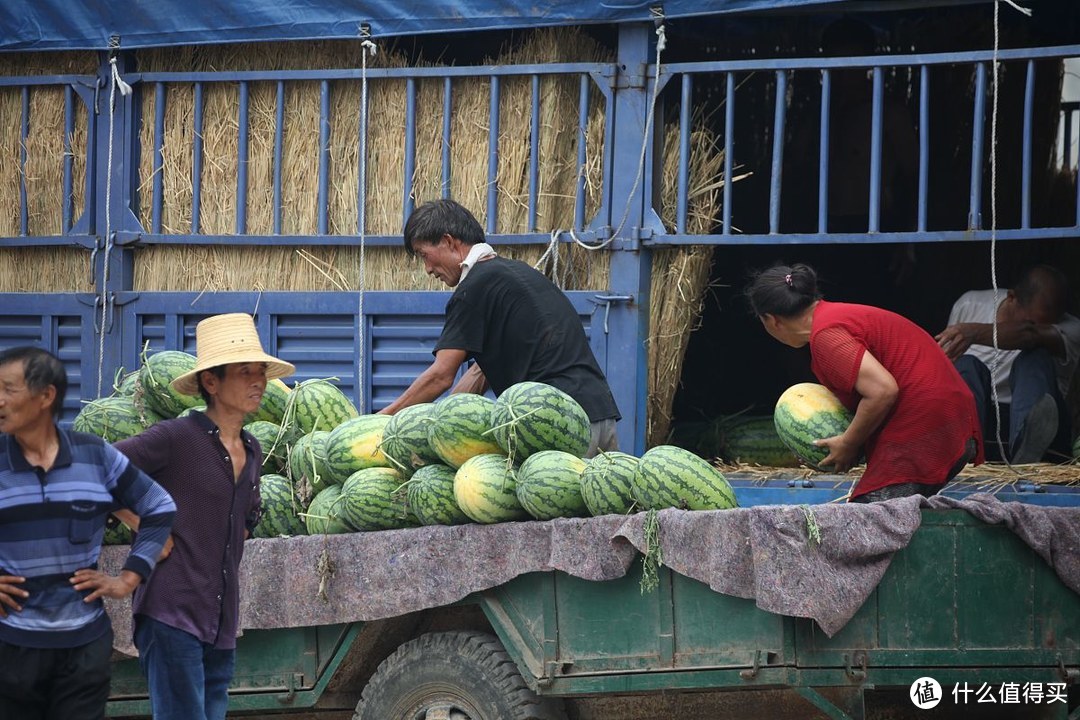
<box><xmin>434</xmin><ymin>257</ymin><xmax>620</xmax><ymax>422</ymax></box>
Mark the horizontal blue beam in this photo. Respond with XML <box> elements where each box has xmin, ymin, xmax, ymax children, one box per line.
<box><xmin>663</xmin><ymin>43</ymin><xmax>1080</xmax><ymax>75</ymax></box>
<box><xmin>134</xmin><ymin>63</ymin><xmax>617</xmax><ymax>84</ymax></box>
<box><xmin>645</xmin><ymin>227</ymin><xmax>1080</xmax><ymax>246</ymax></box>
<box><xmin>116</xmin><ymin>231</ymin><xmax>610</xmax><ymax>246</ymax></box>
<box><xmin>0</xmin><ymin>74</ymin><xmax>93</xmax><ymax>87</ymax></box>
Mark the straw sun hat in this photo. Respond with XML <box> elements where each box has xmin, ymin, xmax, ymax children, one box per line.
<box><xmin>171</xmin><ymin>313</ymin><xmax>295</xmax><ymax>396</ymax></box>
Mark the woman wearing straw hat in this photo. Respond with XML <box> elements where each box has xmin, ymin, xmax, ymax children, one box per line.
<box><xmin>113</xmin><ymin>313</ymin><xmax>294</xmax><ymax>720</ymax></box>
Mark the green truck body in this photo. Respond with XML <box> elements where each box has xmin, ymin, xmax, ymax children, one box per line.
<box><xmin>106</xmin><ymin>508</ymin><xmax>1080</xmax><ymax>719</ymax></box>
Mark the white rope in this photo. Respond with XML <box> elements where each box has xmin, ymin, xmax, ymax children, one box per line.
<box><xmin>533</xmin><ymin>229</ymin><xmax>563</xmax><ymax>289</ymax></box>
<box><xmin>587</xmin><ymin>8</ymin><xmax>667</xmax><ymax>251</ymax></box>
<box><xmin>988</xmin><ymin>0</ymin><xmax>1032</xmax><ymax>468</ymax></box>
<box><xmin>97</xmin><ymin>55</ymin><xmax>132</xmax><ymax>397</ymax></box>
<box><xmin>357</xmin><ymin>33</ymin><xmax>377</xmax><ymax>412</ymax></box>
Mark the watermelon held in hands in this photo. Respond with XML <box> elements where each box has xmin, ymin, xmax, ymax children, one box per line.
<box><xmin>454</xmin><ymin>454</ymin><xmax>529</xmax><ymax>524</ymax></box>
<box><xmin>427</xmin><ymin>394</ymin><xmax>504</xmax><ymax>469</ymax></box>
<box><xmin>407</xmin><ymin>464</ymin><xmax>471</xmax><ymax>526</ymax></box>
<box><xmin>287</xmin><ymin>378</ymin><xmax>359</xmax><ymax>435</ymax></box>
<box><xmin>381</xmin><ymin>402</ymin><xmax>440</xmax><ymax>476</ymax></box>
<box><xmin>253</xmin><ymin>473</ymin><xmax>307</xmax><ymax>538</ymax></box>
<box><xmin>491</xmin><ymin>382</ymin><xmax>591</xmax><ymax>462</ymax></box>
<box><xmin>338</xmin><ymin>467</ymin><xmax>417</xmax><ymax>531</ymax></box>
<box><xmin>138</xmin><ymin>350</ymin><xmax>202</xmax><ymax>418</ymax></box>
<box><xmin>73</xmin><ymin>396</ymin><xmax>161</xmax><ymax>442</ymax></box>
<box><xmin>580</xmin><ymin>450</ymin><xmax>638</xmax><ymax>516</ymax></box>
<box><xmin>325</xmin><ymin>414</ymin><xmax>391</xmax><ymax>479</ymax></box>
<box><xmin>632</xmin><ymin>445</ymin><xmax>737</xmax><ymax>511</ymax></box>
<box><xmin>773</xmin><ymin>383</ymin><xmax>853</xmax><ymax>471</ymax></box>
<box><xmin>515</xmin><ymin>450</ymin><xmax>589</xmax><ymax>520</ymax></box>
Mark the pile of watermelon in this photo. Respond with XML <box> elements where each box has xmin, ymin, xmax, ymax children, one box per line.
<box><xmin>78</xmin><ymin>354</ymin><xmax>741</xmax><ymax>543</ymax></box>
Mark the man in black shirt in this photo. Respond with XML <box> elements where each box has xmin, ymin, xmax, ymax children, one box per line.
<box><xmin>379</xmin><ymin>199</ymin><xmax>620</xmax><ymax>456</ymax></box>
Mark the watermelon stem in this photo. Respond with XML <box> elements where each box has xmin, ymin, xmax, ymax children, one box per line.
<box><xmin>801</xmin><ymin>504</ymin><xmax>822</xmax><ymax>546</ymax></box>
<box><xmin>639</xmin><ymin>509</ymin><xmax>664</xmax><ymax>594</ymax></box>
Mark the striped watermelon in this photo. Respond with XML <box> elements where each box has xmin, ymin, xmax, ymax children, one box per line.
<box><xmin>774</xmin><ymin>383</ymin><xmax>853</xmax><ymax>470</ymax></box>
<box><xmin>491</xmin><ymin>382</ymin><xmax>591</xmax><ymax>462</ymax></box>
<box><xmin>381</xmin><ymin>402</ymin><xmax>440</xmax><ymax>476</ymax></box>
<box><xmin>73</xmin><ymin>396</ymin><xmax>162</xmax><ymax>443</ymax></box>
<box><xmin>407</xmin><ymin>464</ymin><xmax>470</xmax><ymax>526</ymax></box>
<box><xmin>288</xmin><ymin>378</ymin><xmax>359</xmax><ymax>435</ymax></box>
<box><xmin>103</xmin><ymin>516</ymin><xmax>133</xmax><ymax>546</ymax></box>
<box><xmin>427</xmin><ymin>394</ymin><xmax>504</xmax><ymax>468</ymax></box>
<box><xmin>580</xmin><ymin>450</ymin><xmax>638</xmax><ymax>516</ymax></box>
<box><xmin>633</xmin><ymin>445</ymin><xmax>737</xmax><ymax>511</ymax></box>
<box><xmin>246</xmin><ymin>378</ymin><xmax>291</xmax><ymax>425</ymax></box>
<box><xmin>138</xmin><ymin>350</ymin><xmax>202</xmax><ymax>418</ymax></box>
<box><xmin>289</xmin><ymin>430</ymin><xmax>332</xmax><ymax>500</ymax></box>
<box><xmin>253</xmin><ymin>473</ymin><xmax>307</xmax><ymax>538</ymax></box>
<box><xmin>177</xmin><ymin>405</ymin><xmax>206</xmax><ymax>419</ymax></box>
<box><xmin>244</xmin><ymin>420</ymin><xmax>290</xmax><ymax>474</ymax></box>
<box><xmin>304</xmin><ymin>485</ymin><xmax>352</xmax><ymax>535</ymax></box>
<box><xmin>325</xmin><ymin>414</ymin><xmax>391</xmax><ymax>479</ymax></box>
<box><xmin>454</xmin><ymin>454</ymin><xmax>529</xmax><ymax>524</ymax></box>
<box><xmin>515</xmin><ymin>450</ymin><xmax>589</xmax><ymax>520</ymax></box>
<box><xmin>114</xmin><ymin>370</ymin><xmax>139</xmax><ymax>397</ymax></box>
<box><xmin>338</xmin><ymin>467</ymin><xmax>417</xmax><ymax>531</ymax></box>
<box><xmin>722</xmin><ymin>415</ymin><xmax>799</xmax><ymax>467</ymax></box>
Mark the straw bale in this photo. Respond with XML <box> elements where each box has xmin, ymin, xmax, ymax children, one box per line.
<box><xmin>0</xmin><ymin>53</ymin><xmax>91</xmax><ymax>237</ymax></box>
<box><xmin>646</xmin><ymin>116</ymin><xmax>726</xmax><ymax>446</ymax></box>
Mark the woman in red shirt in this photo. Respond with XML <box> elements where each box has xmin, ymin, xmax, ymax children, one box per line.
<box><xmin>747</xmin><ymin>263</ymin><xmax>983</xmax><ymax>502</ymax></box>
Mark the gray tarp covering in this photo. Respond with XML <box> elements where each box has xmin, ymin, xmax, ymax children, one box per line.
<box><xmin>101</xmin><ymin>493</ymin><xmax>1080</xmax><ymax>656</ymax></box>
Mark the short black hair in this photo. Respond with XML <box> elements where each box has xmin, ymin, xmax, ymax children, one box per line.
<box><xmin>403</xmin><ymin>199</ymin><xmax>485</xmax><ymax>257</ymax></box>
<box><xmin>1014</xmin><ymin>264</ymin><xmax>1069</xmax><ymax>317</ymax></box>
<box><xmin>745</xmin><ymin>263</ymin><xmax>822</xmax><ymax>318</ymax></box>
<box><xmin>0</xmin><ymin>346</ymin><xmax>67</xmax><ymax>419</ymax></box>
<box><xmin>197</xmin><ymin>365</ymin><xmax>228</xmax><ymax>408</ymax></box>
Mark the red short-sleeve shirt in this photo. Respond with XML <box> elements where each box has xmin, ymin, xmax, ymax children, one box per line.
<box><xmin>809</xmin><ymin>301</ymin><xmax>983</xmax><ymax>497</ymax></box>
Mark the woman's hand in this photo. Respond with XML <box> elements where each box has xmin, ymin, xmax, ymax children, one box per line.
<box><xmin>814</xmin><ymin>434</ymin><xmax>860</xmax><ymax>473</ymax></box>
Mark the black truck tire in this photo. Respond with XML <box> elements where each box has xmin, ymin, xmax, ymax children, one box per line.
<box><xmin>353</xmin><ymin>630</ymin><xmax>568</xmax><ymax>720</ymax></box>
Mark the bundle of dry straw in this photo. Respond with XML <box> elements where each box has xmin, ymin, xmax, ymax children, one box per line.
<box><xmin>0</xmin><ymin>51</ymin><xmax>93</xmax><ymax>291</ymax></box>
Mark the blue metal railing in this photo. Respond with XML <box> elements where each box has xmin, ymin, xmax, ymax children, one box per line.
<box><xmin>651</xmin><ymin>44</ymin><xmax>1080</xmax><ymax>246</ymax></box>
<box><xmin>0</xmin><ymin>73</ymin><xmax>95</xmax><ymax>244</ymax></box>
<box><xmin>129</xmin><ymin>63</ymin><xmax>617</xmax><ymax>247</ymax></box>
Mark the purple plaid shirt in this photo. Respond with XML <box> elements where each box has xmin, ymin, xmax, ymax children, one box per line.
<box><xmin>115</xmin><ymin>412</ymin><xmax>261</xmax><ymax>649</ymax></box>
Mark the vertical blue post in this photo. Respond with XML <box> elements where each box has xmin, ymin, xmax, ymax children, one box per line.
<box><xmin>441</xmin><ymin>77</ymin><xmax>452</xmax><ymax>200</ymax></box>
<box><xmin>404</xmin><ymin>77</ymin><xmax>417</xmax><ymax>223</ymax></box>
<box><xmin>818</xmin><ymin>69</ymin><xmax>831</xmax><ymax>234</ymax></box>
<box><xmin>676</xmin><ymin>73</ymin><xmax>691</xmax><ymax>235</ymax></box>
<box><xmin>722</xmin><ymin>72</ymin><xmax>734</xmax><ymax>235</ymax></box>
<box><xmin>868</xmin><ymin>66</ymin><xmax>883</xmax><ymax>233</ymax></box>
<box><xmin>528</xmin><ymin>75</ymin><xmax>540</xmax><ymax>231</ymax></box>
<box><xmin>192</xmin><ymin>82</ymin><xmax>204</xmax><ymax>234</ymax></box>
<box><xmin>236</xmin><ymin>81</ymin><xmax>249</xmax><ymax>234</ymax></box>
<box><xmin>918</xmin><ymin>66</ymin><xmax>929</xmax><ymax>233</ymax></box>
<box><xmin>575</xmin><ymin>74</ymin><xmax>589</xmax><ymax>231</ymax></box>
<box><xmin>607</xmin><ymin>23</ymin><xmax>653</xmax><ymax>454</ymax></box>
<box><xmin>768</xmin><ymin>70</ymin><xmax>787</xmax><ymax>234</ymax></box>
<box><xmin>273</xmin><ymin>81</ymin><xmax>284</xmax><ymax>234</ymax></box>
<box><xmin>63</xmin><ymin>86</ymin><xmax>75</xmax><ymax>233</ymax></box>
<box><xmin>20</xmin><ymin>87</ymin><xmax>29</xmax><ymax>236</ymax></box>
<box><xmin>1020</xmin><ymin>60</ymin><xmax>1034</xmax><ymax>230</ymax></box>
<box><xmin>486</xmin><ymin>76</ymin><xmax>500</xmax><ymax>234</ymax></box>
<box><xmin>91</xmin><ymin>50</ymin><xmax>137</xmax><ymax>398</ymax></box>
<box><xmin>317</xmin><ymin>80</ymin><xmax>330</xmax><ymax>235</ymax></box>
<box><xmin>151</xmin><ymin>82</ymin><xmax>165</xmax><ymax>234</ymax></box>
<box><xmin>968</xmin><ymin>62</ymin><xmax>987</xmax><ymax>231</ymax></box>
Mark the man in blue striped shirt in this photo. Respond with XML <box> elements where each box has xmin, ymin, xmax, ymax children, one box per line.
<box><xmin>0</xmin><ymin>347</ymin><xmax>176</xmax><ymax>720</ymax></box>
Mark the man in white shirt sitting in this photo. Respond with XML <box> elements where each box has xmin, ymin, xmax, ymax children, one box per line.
<box><xmin>936</xmin><ymin>265</ymin><xmax>1078</xmax><ymax>463</ymax></box>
